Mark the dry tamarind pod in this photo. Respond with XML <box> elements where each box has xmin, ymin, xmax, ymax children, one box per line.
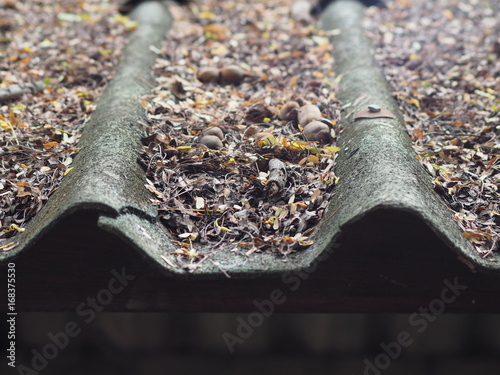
<box><xmin>199</xmin><ymin>135</ymin><xmax>223</xmax><ymax>149</ymax></box>
<box><xmin>197</xmin><ymin>68</ymin><xmax>220</xmax><ymax>83</ymax></box>
<box><xmin>219</xmin><ymin>65</ymin><xmax>246</xmax><ymax>85</ymax></box>
<box><xmin>201</xmin><ymin>126</ymin><xmax>224</xmax><ymax>140</ymax></box>
<box><xmin>298</xmin><ymin>104</ymin><xmax>322</xmax><ymax>126</ymax></box>
<box><xmin>303</xmin><ymin>120</ymin><xmax>331</xmax><ymax>143</ymax></box>
<box><xmin>279</xmin><ymin>101</ymin><xmax>300</xmax><ymax>122</ymax></box>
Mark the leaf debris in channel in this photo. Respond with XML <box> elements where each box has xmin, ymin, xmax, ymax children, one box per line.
<box><xmin>140</xmin><ymin>0</ymin><xmax>341</xmax><ymax>262</ymax></box>
<box><xmin>364</xmin><ymin>0</ymin><xmax>500</xmax><ymax>256</ymax></box>
<box><xmin>0</xmin><ymin>0</ymin><xmax>130</xmax><ymax>243</ymax></box>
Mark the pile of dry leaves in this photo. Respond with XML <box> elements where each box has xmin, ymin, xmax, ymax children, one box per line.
<box><xmin>0</xmin><ymin>0</ymin><xmax>129</xmax><ymax>246</ymax></box>
<box><xmin>140</xmin><ymin>0</ymin><xmax>341</xmax><ymax>258</ymax></box>
<box><xmin>364</xmin><ymin>0</ymin><xmax>500</xmax><ymax>256</ymax></box>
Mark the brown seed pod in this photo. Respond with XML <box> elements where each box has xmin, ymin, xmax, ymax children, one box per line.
<box><xmin>243</xmin><ymin>126</ymin><xmax>259</xmax><ymax>136</ymax></box>
<box><xmin>294</xmin><ymin>97</ymin><xmax>305</xmax><ymax>106</ymax></box>
<box><xmin>219</xmin><ymin>65</ymin><xmax>246</xmax><ymax>85</ymax></box>
<box><xmin>202</xmin><ymin>126</ymin><xmax>224</xmax><ymax>140</ymax></box>
<box><xmin>298</xmin><ymin>104</ymin><xmax>322</xmax><ymax>127</ymax></box>
<box><xmin>197</xmin><ymin>68</ymin><xmax>220</xmax><ymax>83</ymax></box>
<box><xmin>199</xmin><ymin>135</ymin><xmax>223</xmax><ymax>149</ymax></box>
<box><xmin>279</xmin><ymin>101</ymin><xmax>300</xmax><ymax>122</ymax></box>
<box><xmin>303</xmin><ymin>121</ymin><xmax>331</xmax><ymax>143</ymax></box>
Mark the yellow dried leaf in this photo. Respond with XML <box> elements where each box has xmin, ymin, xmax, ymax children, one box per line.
<box><xmin>287</xmin><ymin>140</ymin><xmax>308</xmax><ymax>151</ymax></box>
<box><xmin>210</xmin><ymin>45</ymin><xmax>228</xmax><ymax>55</ymax></box>
<box><xmin>307</xmin><ymin>147</ymin><xmax>323</xmax><ymax>154</ymax></box>
<box><xmin>215</xmin><ymin>219</ymin><xmax>232</xmax><ymax>233</ymax></box>
<box><xmin>325</xmin><ymin>146</ymin><xmax>341</xmax><ymax>152</ymax></box>
<box><xmin>9</xmin><ymin>224</ymin><xmax>25</xmax><ymax>233</ymax></box>
<box><xmin>177</xmin><ymin>146</ymin><xmax>192</xmax><ymax>153</ymax></box>
<box><xmin>475</xmin><ymin>89</ymin><xmax>495</xmax><ymax>100</ymax></box>
<box><xmin>178</xmin><ymin>232</ymin><xmax>198</xmax><ymax>239</ymax></box>
<box><xmin>264</xmin><ymin>216</ymin><xmax>277</xmax><ymax>224</ymax></box>
<box><xmin>463</xmin><ymin>230</ymin><xmax>491</xmax><ymax>243</ymax></box>
<box><xmin>298</xmin><ymin>238</ymin><xmax>314</xmax><ymax>246</ymax></box>
<box><xmin>199</xmin><ymin>11</ymin><xmax>216</xmax><ymax>19</ymax></box>
<box><xmin>204</xmin><ymin>24</ymin><xmax>230</xmax><ymax>40</ymax></box>
<box><xmin>43</xmin><ymin>141</ymin><xmax>59</xmax><ymax>150</ymax></box>
<box><xmin>278</xmin><ymin>51</ymin><xmax>291</xmax><ymax>59</ymax></box>
<box><xmin>432</xmin><ymin>164</ymin><xmax>449</xmax><ymax>173</ymax></box>
<box><xmin>0</xmin><ymin>242</ymin><xmax>17</xmax><ymax>251</ymax></box>
<box><xmin>307</xmin><ymin>155</ymin><xmax>320</xmax><ymax>164</ymax></box>
<box><xmin>260</xmin><ymin>134</ymin><xmax>278</xmax><ymax>147</ymax></box>
<box><xmin>63</xmin><ymin>167</ymin><xmax>74</xmax><ymax>176</ymax></box>
<box><xmin>443</xmin><ymin>9</ymin><xmax>454</xmax><ymax>20</ymax></box>
<box><xmin>407</xmin><ymin>98</ymin><xmax>421</xmax><ymax>109</ymax></box>
<box><xmin>9</xmin><ymin>112</ymin><xmax>19</xmax><ymax>126</ymax></box>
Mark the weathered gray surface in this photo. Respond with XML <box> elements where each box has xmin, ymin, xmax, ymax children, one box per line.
<box><xmin>0</xmin><ymin>2</ymin><xmax>175</xmax><ymax>262</ymax></box>
<box><xmin>318</xmin><ymin>0</ymin><xmax>500</xmax><ymax>274</ymax></box>
<box><xmin>1</xmin><ymin>0</ymin><xmax>499</xmax><ymax>279</ymax></box>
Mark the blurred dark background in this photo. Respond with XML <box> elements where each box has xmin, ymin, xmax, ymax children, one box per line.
<box><xmin>2</xmin><ymin>313</ymin><xmax>500</xmax><ymax>374</ymax></box>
